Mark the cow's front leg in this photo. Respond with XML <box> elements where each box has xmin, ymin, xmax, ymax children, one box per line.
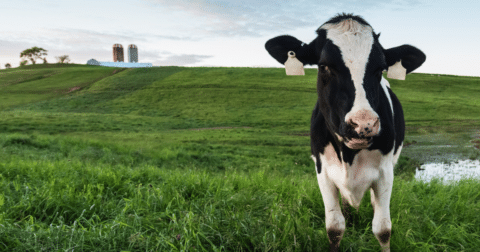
<box><xmin>317</xmin><ymin>170</ymin><xmax>345</xmax><ymax>252</ymax></box>
<box><xmin>371</xmin><ymin>165</ymin><xmax>394</xmax><ymax>252</ymax></box>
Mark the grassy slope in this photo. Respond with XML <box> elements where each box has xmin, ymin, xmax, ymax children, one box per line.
<box><xmin>0</xmin><ymin>64</ymin><xmax>124</xmax><ymax>110</ymax></box>
<box><xmin>391</xmin><ymin>73</ymin><xmax>480</xmax><ymax>131</ymax></box>
<box><xmin>0</xmin><ymin>65</ymin><xmax>479</xmax><ymax>251</ymax></box>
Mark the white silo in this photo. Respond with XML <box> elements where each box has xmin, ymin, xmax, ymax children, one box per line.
<box><xmin>128</xmin><ymin>44</ymin><xmax>138</xmax><ymax>63</ymax></box>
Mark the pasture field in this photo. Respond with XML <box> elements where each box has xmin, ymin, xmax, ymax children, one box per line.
<box><xmin>0</xmin><ymin>64</ymin><xmax>479</xmax><ymax>251</ymax></box>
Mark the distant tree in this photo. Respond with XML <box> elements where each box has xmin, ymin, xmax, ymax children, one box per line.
<box><xmin>20</xmin><ymin>47</ymin><xmax>48</xmax><ymax>65</ymax></box>
<box><xmin>5</xmin><ymin>63</ymin><xmax>11</xmax><ymax>69</ymax></box>
<box><xmin>56</xmin><ymin>55</ymin><xmax>70</xmax><ymax>64</ymax></box>
<box><xmin>43</xmin><ymin>57</ymin><xmax>48</xmax><ymax>64</ymax></box>
<box><xmin>20</xmin><ymin>60</ymin><xmax>28</xmax><ymax>67</ymax></box>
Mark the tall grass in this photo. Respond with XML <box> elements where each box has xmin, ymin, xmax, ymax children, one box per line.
<box><xmin>0</xmin><ymin>65</ymin><xmax>479</xmax><ymax>250</ymax></box>
<box><xmin>0</xmin><ymin>139</ymin><xmax>479</xmax><ymax>251</ymax></box>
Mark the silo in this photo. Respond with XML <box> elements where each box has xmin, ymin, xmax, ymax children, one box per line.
<box><xmin>128</xmin><ymin>44</ymin><xmax>138</xmax><ymax>63</ymax></box>
<box><xmin>113</xmin><ymin>44</ymin><xmax>124</xmax><ymax>62</ymax></box>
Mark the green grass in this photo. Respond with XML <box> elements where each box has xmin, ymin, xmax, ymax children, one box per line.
<box><xmin>0</xmin><ymin>64</ymin><xmax>479</xmax><ymax>251</ymax></box>
<box><xmin>0</xmin><ymin>64</ymin><xmax>124</xmax><ymax>111</ymax></box>
<box><xmin>390</xmin><ymin>73</ymin><xmax>480</xmax><ymax>132</ymax></box>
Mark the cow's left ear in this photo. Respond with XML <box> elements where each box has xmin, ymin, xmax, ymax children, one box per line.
<box><xmin>265</xmin><ymin>35</ymin><xmax>319</xmax><ymax>66</ymax></box>
<box><xmin>384</xmin><ymin>45</ymin><xmax>426</xmax><ymax>74</ymax></box>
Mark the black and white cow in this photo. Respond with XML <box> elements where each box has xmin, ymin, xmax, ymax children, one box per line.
<box><xmin>265</xmin><ymin>13</ymin><xmax>425</xmax><ymax>251</ymax></box>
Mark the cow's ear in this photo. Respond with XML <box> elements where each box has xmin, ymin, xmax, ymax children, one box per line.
<box><xmin>265</xmin><ymin>35</ymin><xmax>319</xmax><ymax>65</ymax></box>
<box><xmin>384</xmin><ymin>45</ymin><xmax>426</xmax><ymax>74</ymax></box>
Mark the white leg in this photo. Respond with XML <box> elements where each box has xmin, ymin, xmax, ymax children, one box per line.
<box><xmin>317</xmin><ymin>170</ymin><xmax>345</xmax><ymax>252</ymax></box>
<box><xmin>371</xmin><ymin>165</ymin><xmax>394</xmax><ymax>252</ymax></box>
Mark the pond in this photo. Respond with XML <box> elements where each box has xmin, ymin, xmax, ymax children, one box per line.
<box><xmin>415</xmin><ymin>159</ymin><xmax>480</xmax><ymax>182</ymax></box>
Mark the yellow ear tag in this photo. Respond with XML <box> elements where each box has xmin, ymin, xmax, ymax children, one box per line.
<box><xmin>387</xmin><ymin>60</ymin><xmax>407</xmax><ymax>80</ymax></box>
<box><xmin>285</xmin><ymin>51</ymin><xmax>305</xmax><ymax>76</ymax></box>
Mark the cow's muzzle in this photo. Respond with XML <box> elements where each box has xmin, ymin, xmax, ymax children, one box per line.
<box><xmin>343</xmin><ymin>109</ymin><xmax>380</xmax><ymax>149</ymax></box>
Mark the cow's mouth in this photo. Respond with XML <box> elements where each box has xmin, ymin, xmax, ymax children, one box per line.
<box><xmin>344</xmin><ymin>137</ymin><xmax>373</xmax><ymax>149</ymax></box>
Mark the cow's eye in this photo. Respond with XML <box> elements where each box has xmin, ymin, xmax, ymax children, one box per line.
<box><xmin>319</xmin><ymin>65</ymin><xmax>330</xmax><ymax>74</ymax></box>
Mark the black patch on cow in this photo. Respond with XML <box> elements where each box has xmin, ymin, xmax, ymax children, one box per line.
<box><xmin>341</xmin><ymin>146</ymin><xmax>358</xmax><ymax>165</ymax></box>
<box><xmin>367</xmin><ymin>83</ymin><xmax>395</xmax><ymax>156</ymax></box>
<box><xmin>310</xmin><ymin>101</ymin><xmax>330</xmax><ymax>174</ymax></box>
<box><xmin>265</xmin><ymin>35</ymin><xmax>321</xmax><ymax>66</ymax></box>
<box><xmin>265</xmin><ymin>35</ymin><xmax>305</xmax><ymax>65</ymax></box>
<box><xmin>363</xmin><ymin>41</ymin><xmax>396</xmax><ymax>155</ymax></box>
<box><xmin>316</xmin><ymin>158</ymin><xmax>322</xmax><ymax>174</ymax></box>
<box><xmin>384</xmin><ymin>45</ymin><xmax>426</xmax><ymax>74</ymax></box>
<box><xmin>388</xmin><ymin>88</ymin><xmax>405</xmax><ymax>155</ymax></box>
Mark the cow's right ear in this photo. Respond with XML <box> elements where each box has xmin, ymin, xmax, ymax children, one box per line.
<box><xmin>265</xmin><ymin>35</ymin><xmax>319</xmax><ymax>66</ymax></box>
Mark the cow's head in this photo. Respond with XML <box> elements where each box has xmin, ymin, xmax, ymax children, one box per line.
<box><xmin>265</xmin><ymin>13</ymin><xmax>425</xmax><ymax>149</ymax></box>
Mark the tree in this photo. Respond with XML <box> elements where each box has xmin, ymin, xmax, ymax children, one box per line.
<box><xmin>43</xmin><ymin>57</ymin><xmax>48</xmax><ymax>64</ymax></box>
<box><xmin>20</xmin><ymin>60</ymin><xmax>28</xmax><ymax>67</ymax></box>
<box><xmin>5</xmin><ymin>63</ymin><xmax>11</xmax><ymax>69</ymax></box>
<box><xmin>56</xmin><ymin>55</ymin><xmax>70</xmax><ymax>64</ymax></box>
<box><xmin>20</xmin><ymin>47</ymin><xmax>48</xmax><ymax>65</ymax></box>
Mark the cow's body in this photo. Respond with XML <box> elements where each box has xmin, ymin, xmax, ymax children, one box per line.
<box><xmin>265</xmin><ymin>13</ymin><xmax>425</xmax><ymax>251</ymax></box>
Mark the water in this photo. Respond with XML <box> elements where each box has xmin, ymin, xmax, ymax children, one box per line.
<box><xmin>415</xmin><ymin>159</ymin><xmax>480</xmax><ymax>183</ymax></box>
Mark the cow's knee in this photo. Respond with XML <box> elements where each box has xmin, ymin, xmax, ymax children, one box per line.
<box><xmin>326</xmin><ymin>211</ymin><xmax>345</xmax><ymax>251</ymax></box>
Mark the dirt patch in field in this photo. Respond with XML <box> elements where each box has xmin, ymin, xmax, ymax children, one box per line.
<box><xmin>66</xmin><ymin>86</ymin><xmax>81</xmax><ymax>93</ymax></box>
<box><xmin>404</xmin><ymin>140</ymin><xmax>417</xmax><ymax>147</ymax></box>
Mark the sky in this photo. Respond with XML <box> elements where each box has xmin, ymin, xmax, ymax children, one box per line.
<box><xmin>1</xmin><ymin>0</ymin><xmax>479</xmax><ymax>76</ymax></box>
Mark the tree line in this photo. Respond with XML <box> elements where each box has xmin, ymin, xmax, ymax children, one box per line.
<box><xmin>3</xmin><ymin>47</ymin><xmax>71</xmax><ymax>69</ymax></box>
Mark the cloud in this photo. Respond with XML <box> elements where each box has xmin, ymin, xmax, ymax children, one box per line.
<box><xmin>0</xmin><ymin>38</ymin><xmax>211</xmax><ymax>67</ymax></box>
<box><xmin>0</xmin><ymin>40</ymin><xmax>37</xmax><ymax>57</ymax></box>
<box><xmin>145</xmin><ymin>0</ymin><xmax>424</xmax><ymax>37</ymax></box>
<box><xmin>2</xmin><ymin>27</ymin><xmax>198</xmax><ymax>53</ymax></box>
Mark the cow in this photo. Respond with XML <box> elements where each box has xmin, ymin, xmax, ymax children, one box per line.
<box><xmin>265</xmin><ymin>13</ymin><xmax>425</xmax><ymax>251</ymax></box>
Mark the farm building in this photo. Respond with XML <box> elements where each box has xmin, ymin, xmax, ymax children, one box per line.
<box><xmin>86</xmin><ymin>44</ymin><xmax>152</xmax><ymax>68</ymax></box>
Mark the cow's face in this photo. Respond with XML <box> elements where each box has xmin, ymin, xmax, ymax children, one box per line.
<box><xmin>316</xmin><ymin>20</ymin><xmax>385</xmax><ymax>149</ymax></box>
<box><xmin>265</xmin><ymin>14</ymin><xmax>426</xmax><ymax>150</ymax></box>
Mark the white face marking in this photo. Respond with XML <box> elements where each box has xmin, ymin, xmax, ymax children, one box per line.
<box><xmin>321</xmin><ymin>20</ymin><xmax>379</xmax><ymax>123</ymax></box>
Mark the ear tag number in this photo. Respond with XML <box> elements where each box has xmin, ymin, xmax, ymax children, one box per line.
<box><xmin>387</xmin><ymin>60</ymin><xmax>407</xmax><ymax>80</ymax></box>
<box><xmin>285</xmin><ymin>51</ymin><xmax>305</xmax><ymax>76</ymax></box>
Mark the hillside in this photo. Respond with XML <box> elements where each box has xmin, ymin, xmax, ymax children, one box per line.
<box><xmin>2</xmin><ymin>64</ymin><xmax>480</xmax><ymax>164</ymax></box>
<box><xmin>0</xmin><ymin>64</ymin><xmax>480</xmax><ymax>251</ymax></box>
<box><xmin>2</xmin><ymin>65</ymin><xmax>480</xmax><ymax>131</ymax></box>
<box><xmin>0</xmin><ymin>64</ymin><xmax>124</xmax><ymax>110</ymax></box>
